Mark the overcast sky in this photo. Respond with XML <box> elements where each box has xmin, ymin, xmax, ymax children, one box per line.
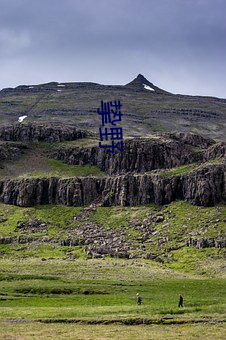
<box><xmin>0</xmin><ymin>0</ymin><xmax>225</xmax><ymax>97</ymax></box>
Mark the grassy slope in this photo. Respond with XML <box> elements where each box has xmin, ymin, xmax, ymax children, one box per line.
<box><xmin>0</xmin><ymin>138</ymin><xmax>224</xmax><ymax>180</ymax></box>
<box><xmin>0</xmin><ymin>201</ymin><xmax>225</xmax><ymax>277</ymax></box>
<box><xmin>0</xmin><ymin>257</ymin><xmax>225</xmax><ymax>315</ymax></box>
<box><xmin>154</xmin><ymin>158</ymin><xmax>223</xmax><ymax>177</ymax></box>
<box><xmin>0</xmin><ymin>140</ymin><xmax>104</xmax><ymax>179</ymax></box>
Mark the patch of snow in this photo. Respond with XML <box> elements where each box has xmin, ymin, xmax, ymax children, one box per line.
<box><xmin>57</xmin><ymin>84</ymin><xmax>65</xmax><ymax>87</ymax></box>
<box><xmin>57</xmin><ymin>89</ymin><xmax>62</xmax><ymax>92</ymax></box>
<box><xmin>29</xmin><ymin>86</ymin><xmax>34</xmax><ymax>89</ymax></box>
<box><xmin>143</xmin><ymin>84</ymin><xmax>155</xmax><ymax>91</ymax></box>
<box><xmin>18</xmin><ymin>115</ymin><xmax>27</xmax><ymax>123</ymax></box>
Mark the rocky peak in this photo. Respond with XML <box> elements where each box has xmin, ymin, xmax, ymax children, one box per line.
<box><xmin>137</xmin><ymin>73</ymin><xmax>150</xmax><ymax>84</ymax></box>
<box><xmin>125</xmin><ymin>74</ymin><xmax>171</xmax><ymax>94</ymax></box>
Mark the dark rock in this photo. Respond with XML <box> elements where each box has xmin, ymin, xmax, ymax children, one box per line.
<box><xmin>187</xmin><ymin>237</ymin><xmax>226</xmax><ymax>248</ymax></box>
<box><xmin>60</xmin><ymin>239</ymin><xmax>80</xmax><ymax>246</ymax></box>
<box><xmin>0</xmin><ymin>237</ymin><xmax>13</xmax><ymax>244</ymax></box>
<box><xmin>144</xmin><ymin>253</ymin><xmax>158</xmax><ymax>260</ymax></box>
<box><xmin>0</xmin><ymin>142</ymin><xmax>28</xmax><ymax>161</ymax></box>
<box><xmin>0</xmin><ymin>123</ymin><xmax>90</xmax><ymax>143</ymax></box>
<box><xmin>165</xmin><ymin>132</ymin><xmax>215</xmax><ymax>149</ymax></box>
<box><xmin>169</xmin><ymin>246</ymin><xmax>181</xmax><ymax>250</ymax></box>
<box><xmin>51</xmin><ymin>136</ymin><xmax>203</xmax><ymax>175</ymax></box>
<box><xmin>125</xmin><ymin>74</ymin><xmax>171</xmax><ymax>94</ymax></box>
<box><xmin>204</xmin><ymin>142</ymin><xmax>226</xmax><ymax>160</ymax></box>
<box><xmin>181</xmin><ymin>165</ymin><xmax>225</xmax><ymax>206</ymax></box>
<box><xmin>155</xmin><ymin>215</ymin><xmax>165</xmax><ymax>223</ymax></box>
<box><xmin>0</xmin><ymin>132</ymin><xmax>225</xmax><ymax>210</ymax></box>
<box><xmin>15</xmin><ymin>218</ymin><xmax>48</xmax><ymax>233</ymax></box>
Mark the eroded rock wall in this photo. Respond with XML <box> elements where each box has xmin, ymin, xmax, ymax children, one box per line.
<box><xmin>52</xmin><ymin>138</ymin><xmax>203</xmax><ymax>175</ymax></box>
<box><xmin>0</xmin><ymin>164</ymin><xmax>225</xmax><ymax>207</ymax></box>
<box><xmin>0</xmin><ymin>124</ymin><xmax>90</xmax><ymax>142</ymax></box>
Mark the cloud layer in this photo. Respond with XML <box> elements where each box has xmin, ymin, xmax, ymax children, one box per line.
<box><xmin>0</xmin><ymin>0</ymin><xmax>225</xmax><ymax>97</ymax></box>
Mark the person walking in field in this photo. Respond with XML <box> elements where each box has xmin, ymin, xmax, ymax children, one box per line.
<box><xmin>178</xmin><ymin>294</ymin><xmax>183</xmax><ymax>307</ymax></box>
<box><xmin>136</xmin><ymin>293</ymin><xmax>142</xmax><ymax>306</ymax></box>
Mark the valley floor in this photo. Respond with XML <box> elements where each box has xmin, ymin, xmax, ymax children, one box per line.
<box><xmin>0</xmin><ymin>257</ymin><xmax>225</xmax><ymax>339</ymax></box>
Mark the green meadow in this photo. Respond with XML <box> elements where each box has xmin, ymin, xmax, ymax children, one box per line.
<box><xmin>0</xmin><ymin>200</ymin><xmax>225</xmax><ymax>338</ymax></box>
<box><xmin>0</xmin><ymin>257</ymin><xmax>225</xmax><ymax>339</ymax></box>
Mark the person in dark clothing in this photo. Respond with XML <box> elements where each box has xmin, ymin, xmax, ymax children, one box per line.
<box><xmin>178</xmin><ymin>294</ymin><xmax>183</xmax><ymax>307</ymax></box>
<box><xmin>137</xmin><ymin>293</ymin><xmax>142</xmax><ymax>305</ymax></box>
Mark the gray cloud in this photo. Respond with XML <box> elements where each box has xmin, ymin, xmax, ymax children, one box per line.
<box><xmin>0</xmin><ymin>0</ymin><xmax>226</xmax><ymax>97</ymax></box>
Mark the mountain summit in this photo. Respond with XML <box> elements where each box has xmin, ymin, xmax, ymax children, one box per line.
<box><xmin>125</xmin><ymin>74</ymin><xmax>171</xmax><ymax>94</ymax></box>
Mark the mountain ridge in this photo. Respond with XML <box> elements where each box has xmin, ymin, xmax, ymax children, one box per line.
<box><xmin>1</xmin><ymin>73</ymin><xmax>223</xmax><ymax>98</ymax></box>
<box><xmin>0</xmin><ymin>74</ymin><xmax>226</xmax><ymax>140</ymax></box>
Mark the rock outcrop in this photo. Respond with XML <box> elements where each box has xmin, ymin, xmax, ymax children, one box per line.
<box><xmin>187</xmin><ymin>237</ymin><xmax>226</xmax><ymax>249</ymax></box>
<box><xmin>1</xmin><ymin>216</ymin><xmax>225</xmax><ymax>259</ymax></box>
<box><xmin>51</xmin><ymin>137</ymin><xmax>203</xmax><ymax>175</ymax></box>
<box><xmin>0</xmin><ymin>142</ymin><xmax>28</xmax><ymax>161</ymax></box>
<box><xmin>165</xmin><ymin>132</ymin><xmax>215</xmax><ymax>149</ymax></box>
<box><xmin>203</xmin><ymin>142</ymin><xmax>226</xmax><ymax>160</ymax></box>
<box><xmin>0</xmin><ymin>123</ymin><xmax>90</xmax><ymax>142</ymax></box>
<box><xmin>0</xmin><ymin>164</ymin><xmax>225</xmax><ymax>207</ymax></box>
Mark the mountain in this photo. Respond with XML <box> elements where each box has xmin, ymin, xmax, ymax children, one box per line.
<box><xmin>0</xmin><ymin>75</ymin><xmax>225</xmax><ymax>268</ymax></box>
<box><xmin>0</xmin><ymin>72</ymin><xmax>225</xmax><ymax>334</ymax></box>
<box><xmin>0</xmin><ymin>74</ymin><xmax>226</xmax><ymax>140</ymax></box>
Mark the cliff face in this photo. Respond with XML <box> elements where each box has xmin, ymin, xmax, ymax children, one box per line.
<box><xmin>0</xmin><ymin>129</ymin><xmax>225</xmax><ymax>208</ymax></box>
<box><xmin>52</xmin><ymin>137</ymin><xmax>203</xmax><ymax>175</ymax></box>
<box><xmin>181</xmin><ymin>165</ymin><xmax>226</xmax><ymax>205</ymax></box>
<box><xmin>0</xmin><ymin>164</ymin><xmax>225</xmax><ymax>207</ymax></box>
<box><xmin>203</xmin><ymin>142</ymin><xmax>226</xmax><ymax>160</ymax></box>
<box><xmin>0</xmin><ymin>124</ymin><xmax>90</xmax><ymax>142</ymax></box>
<box><xmin>164</xmin><ymin>132</ymin><xmax>214</xmax><ymax>149</ymax></box>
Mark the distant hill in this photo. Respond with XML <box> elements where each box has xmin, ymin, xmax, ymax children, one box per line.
<box><xmin>0</xmin><ymin>74</ymin><xmax>226</xmax><ymax>140</ymax></box>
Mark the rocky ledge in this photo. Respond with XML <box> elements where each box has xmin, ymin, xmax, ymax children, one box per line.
<box><xmin>51</xmin><ymin>133</ymin><xmax>225</xmax><ymax>176</ymax></box>
<box><xmin>0</xmin><ymin>142</ymin><xmax>28</xmax><ymax>161</ymax></box>
<box><xmin>0</xmin><ymin>123</ymin><xmax>90</xmax><ymax>143</ymax></box>
<box><xmin>0</xmin><ymin>130</ymin><xmax>225</xmax><ymax>208</ymax></box>
<box><xmin>0</xmin><ymin>163</ymin><xmax>225</xmax><ymax>207</ymax></box>
<box><xmin>51</xmin><ymin>135</ymin><xmax>204</xmax><ymax>175</ymax></box>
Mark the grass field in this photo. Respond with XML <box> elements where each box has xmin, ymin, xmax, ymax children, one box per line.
<box><xmin>0</xmin><ymin>257</ymin><xmax>225</xmax><ymax>339</ymax></box>
<box><xmin>0</xmin><ymin>322</ymin><xmax>225</xmax><ymax>339</ymax></box>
